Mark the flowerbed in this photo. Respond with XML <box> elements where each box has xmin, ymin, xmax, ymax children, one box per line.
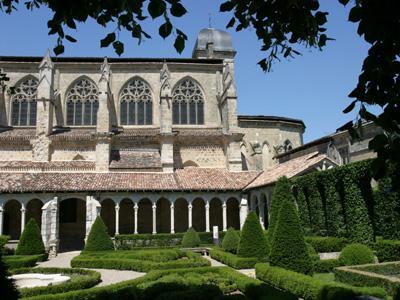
<box><xmin>71</xmin><ymin>249</ymin><xmax>210</xmax><ymax>272</ymax></box>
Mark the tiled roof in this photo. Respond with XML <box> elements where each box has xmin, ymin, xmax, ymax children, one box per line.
<box><xmin>0</xmin><ymin>128</ymin><xmax>36</xmax><ymax>141</ymax></box>
<box><xmin>110</xmin><ymin>150</ymin><xmax>162</xmax><ymax>170</ymax></box>
<box><xmin>0</xmin><ymin>161</ymin><xmax>95</xmax><ymax>172</ymax></box>
<box><xmin>244</xmin><ymin>152</ymin><xmax>329</xmax><ymax>190</ymax></box>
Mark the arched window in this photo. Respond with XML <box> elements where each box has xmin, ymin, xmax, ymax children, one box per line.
<box><xmin>66</xmin><ymin>78</ymin><xmax>99</xmax><ymax>126</ymax></box>
<box><xmin>284</xmin><ymin>139</ymin><xmax>293</xmax><ymax>152</ymax></box>
<box><xmin>172</xmin><ymin>79</ymin><xmax>204</xmax><ymax>125</ymax></box>
<box><xmin>120</xmin><ymin>78</ymin><xmax>152</xmax><ymax>125</ymax></box>
<box><xmin>11</xmin><ymin>77</ymin><xmax>38</xmax><ymax>126</ymax></box>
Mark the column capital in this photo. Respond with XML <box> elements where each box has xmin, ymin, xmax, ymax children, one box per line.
<box><xmin>152</xmin><ymin>203</ymin><xmax>157</xmax><ymax>210</ymax></box>
<box><xmin>115</xmin><ymin>204</ymin><xmax>120</xmax><ymax>210</ymax></box>
<box><xmin>20</xmin><ymin>207</ymin><xmax>26</xmax><ymax>212</ymax></box>
<box><xmin>188</xmin><ymin>204</ymin><xmax>193</xmax><ymax>209</ymax></box>
<box><xmin>134</xmin><ymin>203</ymin><xmax>138</xmax><ymax>210</ymax></box>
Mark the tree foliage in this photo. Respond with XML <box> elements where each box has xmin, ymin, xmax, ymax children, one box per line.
<box><xmin>221</xmin><ymin>227</ymin><xmax>240</xmax><ymax>254</ymax></box>
<box><xmin>16</xmin><ymin>218</ymin><xmax>45</xmax><ymax>255</ymax></box>
<box><xmin>0</xmin><ymin>254</ymin><xmax>19</xmax><ymax>300</ymax></box>
<box><xmin>338</xmin><ymin>243</ymin><xmax>375</xmax><ymax>266</ymax></box>
<box><xmin>181</xmin><ymin>227</ymin><xmax>201</xmax><ymax>248</ymax></box>
<box><xmin>84</xmin><ymin>216</ymin><xmax>114</xmax><ymax>251</ymax></box>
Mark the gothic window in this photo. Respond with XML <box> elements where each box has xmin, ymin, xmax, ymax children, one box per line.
<box><xmin>11</xmin><ymin>77</ymin><xmax>38</xmax><ymax>126</ymax></box>
<box><xmin>66</xmin><ymin>78</ymin><xmax>99</xmax><ymax>126</ymax></box>
<box><xmin>172</xmin><ymin>79</ymin><xmax>204</xmax><ymax>125</ymax></box>
<box><xmin>120</xmin><ymin>78</ymin><xmax>152</xmax><ymax>125</ymax></box>
<box><xmin>283</xmin><ymin>139</ymin><xmax>293</xmax><ymax>152</ymax></box>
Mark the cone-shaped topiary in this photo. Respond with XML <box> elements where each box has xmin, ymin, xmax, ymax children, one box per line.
<box><xmin>16</xmin><ymin>218</ymin><xmax>45</xmax><ymax>255</ymax></box>
<box><xmin>0</xmin><ymin>254</ymin><xmax>19</xmax><ymax>300</ymax></box>
<box><xmin>268</xmin><ymin>176</ymin><xmax>292</xmax><ymax>244</ymax></box>
<box><xmin>84</xmin><ymin>216</ymin><xmax>114</xmax><ymax>251</ymax></box>
<box><xmin>221</xmin><ymin>228</ymin><xmax>240</xmax><ymax>254</ymax></box>
<box><xmin>237</xmin><ymin>211</ymin><xmax>268</xmax><ymax>259</ymax></box>
<box><xmin>269</xmin><ymin>192</ymin><xmax>313</xmax><ymax>275</ymax></box>
<box><xmin>182</xmin><ymin>227</ymin><xmax>201</xmax><ymax>247</ymax></box>
<box><xmin>339</xmin><ymin>243</ymin><xmax>375</xmax><ymax>266</ymax></box>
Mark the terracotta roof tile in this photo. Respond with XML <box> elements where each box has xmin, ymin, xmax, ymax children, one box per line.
<box><xmin>110</xmin><ymin>150</ymin><xmax>162</xmax><ymax>170</ymax></box>
<box><xmin>0</xmin><ymin>161</ymin><xmax>95</xmax><ymax>171</ymax></box>
<box><xmin>0</xmin><ymin>128</ymin><xmax>36</xmax><ymax>141</ymax></box>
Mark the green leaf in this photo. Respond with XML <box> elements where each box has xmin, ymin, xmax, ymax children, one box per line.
<box><xmin>66</xmin><ymin>19</ymin><xmax>76</xmax><ymax>29</ymax></box>
<box><xmin>132</xmin><ymin>24</ymin><xmax>142</xmax><ymax>39</ymax></box>
<box><xmin>53</xmin><ymin>44</ymin><xmax>64</xmax><ymax>56</ymax></box>
<box><xmin>348</xmin><ymin>6</ymin><xmax>362</xmax><ymax>23</ymax></box>
<box><xmin>176</xmin><ymin>28</ymin><xmax>187</xmax><ymax>40</ymax></box>
<box><xmin>343</xmin><ymin>100</ymin><xmax>357</xmax><ymax>114</ymax></box>
<box><xmin>174</xmin><ymin>35</ymin><xmax>185</xmax><ymax>53</ymax></box>
<box><xmin>220</xmin><ymin>1</ymin><xmax>234</xmax><ymax>12</ymax></box>
<box><xmin>100</xmin><ymin>32</ymin><xmax>116</xmax><ymax>48</ymax></box>
<box><xmin>227</xmin><ymin>17</ymin><xmax>235</xmax><ymax>28</ymax></box>
<box><xmin>113</xmin><ymin>41</ymin><xmax>124</xmax><ymax>56</ymax></box>
<box><xmin>338</xmin><ymin>0</ymin><xmax>350</xmax><ymax>6</ymax></box>
<box><xmin>170</xmin><ymin>2</ymin><xmax>187</xmax><ymax>17</ymax></box>
<box><xmin>65</xmin><ymin>35</ymin><xmax>77</xmax><ymax>43</ymax></box>
<box><xmin>159</xmin><ymin>21</ymin><xmax>172</xmax><ymax>39</ymax></box>
<box><xmin>148</xmin><ymin>0</ymin><xmax>166</xmax><ymax>19</ymax></box>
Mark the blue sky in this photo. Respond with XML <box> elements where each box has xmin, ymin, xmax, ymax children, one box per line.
<box><xmin>0</xmin><ymin>1</ymin><xmax>373</xmax><ymax>142</ymax></box>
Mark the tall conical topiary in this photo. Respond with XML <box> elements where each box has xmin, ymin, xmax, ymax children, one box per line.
<box><xmin>84</xmin><ymin>216</ymin><xmax>114</xmax><ymax>251</ymax></box>
<box><xmin>268</xmin><ymin>176</ymin><xmax>292</xmax><ymax>244</ymax></box>
<box><xmin>269</xmin><ymin>190</ymin><xmax>313</xmax><ymax>275</ymax></box>
<box><xmin>237</xmin><ymin>211</ymin><xmax>268</xmax><ymax>259</ymax></box>
<box><xmin>0</xmin><ymin>254</ymin><xmax>19</xmax><ymax>300</ymax></box>
<box><xmin>16</xmin><ymin>218</ymin><xmax>45</xmax><ymax>255</ymax></box>
<box><xmin>182</xmin><ymin>227</ymin><xmax>201</xmax><ymax>247</ymax></box>
<box><xmin>221</xmin><ymin>227</ymin><xmax>240</xmax><ymax>254</ymax></box>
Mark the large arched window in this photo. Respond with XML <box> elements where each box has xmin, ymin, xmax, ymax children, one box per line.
<box><xmin>11</xmin><ymin>77</ymin><xmax>38</xmax><ymax>126</ymax></box>
<box><xmin>172</xmin><ymin>79</ymin><xmax>204</xmax><ymax>125</ymax></box>
<box><xmin>120</xmin><ymin>78</ymin><xmax>152</xmax><ymax>125</ymax></box>
<box><xmin>66</xmin><ymin>78</ymin><xmax>99</xmax><ymax>126</ymax></box>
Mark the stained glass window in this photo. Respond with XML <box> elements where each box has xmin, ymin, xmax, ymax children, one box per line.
<box><xmin>10</xmin><ymin>77</ymin><xmax>38</xmax><ymax>126</ymax></box>
<box><xmin>172</xmin><ymin>79</ymin><xmax>204</xmax><ymax>125</ymax></box>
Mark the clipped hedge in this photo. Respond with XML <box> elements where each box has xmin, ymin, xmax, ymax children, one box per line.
<box><xmin>84</xmin><ymin>217</ymin><xmax>114</xmax><ymax>251</ymax></box>
<box><xmin>256</xmin><ymin>263</ymin><xmax>386</xmax><ymax>300</ymax></box>
<box><xmin>0</xmin><ymin>235</ymin><xmax>10</xmax><ymax>250</ymax></box>
<box><xmin>305</xmin><ymin>236</ymin><xmax>348</xmax><ymax>253</ymax></box>
<box><xmin>210</xmin><ymin>248</ymin><xmax>258</xmax><ymax>269</ymax></box>
<box><xmin>314</xmin><ymin>259</ymin><xmax>342</xmax><ymax>273</ymax></box>
<box><xmin>334</xmin><ymin>262</ymin><xmax>400</xmax><ymax>299</ymax></box>
<box><xmin>16</xmin><ymin>219</ymin><xmax>45</xmax><ymax>256</ymax></box>
<box><xmin>12</xmin><ymin>268</ymin><xmax>100</xmax><ymax>298</ymax></box>
<box><xmin>338</xmin><ymin>244</ymin><xmax>375</xmax><ymax>266</ymax></box>
<box><xmin>0</xmin><ymin>253</ymin><xmax>19</xmax><ymax>300</ymax></box>
<box><xmin>221</xmin><ymin>228</ymin><xmax>240</xmax><ymax>254</ymax></box>
<box><xmin>3</xmin><ymin>254</ymin><xmax>46</xmax><ymax>269</ymax></box>
<box><xmin>375</xmin><ymin>239</ymin><xmax>400</xmax><ymax>262</ymax></box>
<box><xmin>181</xmin><ymin>227</ymin><xmax>200</xmax><ymax>248</ymax></box>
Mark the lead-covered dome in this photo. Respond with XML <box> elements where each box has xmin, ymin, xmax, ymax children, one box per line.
<box><xmin>192</xmin><ymin>28</ymin><xmax>236</xmax><ymax>59</ymax></box>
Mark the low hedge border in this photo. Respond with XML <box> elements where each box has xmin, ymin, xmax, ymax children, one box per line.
<box><xmin>210</xmin><ymin>248</ymin><xmax>258</xmax><ymax>269</ymax></box>
<box><xmin>12</xmin><ymin>267</ymin><xmax>101</xmax><ymax>298</ymax></box>
<box><xmin>71</xmin><ymin>251</ymin><xmax>210</xmax><ymax>272</ymax></box>
<box><xmin>375</xmin><ymin>239</ymin><xmax>400</xmax><ymax>262</ymax></box>
<box><xmin>3</xmin><ymin>254</ymin><xmax>47</xmax><ymax>269</ymax></box>
<box><xmin>334</xmin><ymin>262</ymin><xmax>400</xmax><ymax>299</ymax></box>
<box><xmin>0</xmin><ymin>235</ymin><xmax>10</xmax><ymax>249</ymax></box>
<box><xmin>115</xmin><ymin>232</ymin><xmax>228</xmax><ymax>249</ymax></box>
<box><xmin>24</xmin><ymin>266</ymin><xmax>292</xmax><ymax>300</ymax></box>
<box><xmin>255</xmin><ymin>263</ymin><xmax>386</xmax><ymax>300</ymax></box>
<box><xmin>305</xmin><ymin>237</ymin><xmax>348</xmax><ymax>253</ymax></box>
<box><xmin>314</xmin><ymin>259</ymin><xmax>342</xmax><ymax>273</ymax></box>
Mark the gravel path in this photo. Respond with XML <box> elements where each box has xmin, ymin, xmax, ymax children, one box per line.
<box><xmin>203</xmin><ymin>254</ymin><xmax>226</xmax><ymax>267</ymax></box>
<box><xmin>203</xmin><ymin>254</ymin><xmax>256</xmax><ymax>278</ymax></box>
<box><xmin>37</xmin><ymin>251</ymin><xmax>145</xmax><ymax>286</ymax></box>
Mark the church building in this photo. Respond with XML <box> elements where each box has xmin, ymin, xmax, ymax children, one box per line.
<box><xmin>0</xmin><ymin>28</ymin><xmax>335</xmax><ymax>254</ymax></box>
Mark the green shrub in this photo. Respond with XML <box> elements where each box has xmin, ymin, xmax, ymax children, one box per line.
<box><xmin>305</xmin><ymin>176</ymin><xmax>325</xmax><ymax>235</ymax></box>
<box><xmin>305</xmin><ymin>236</ymin><xmax>348</xmax><ymax>253</ymax></box>
<box><xmin>3</xmin><ymin>254</ymin><xmax>46</xmax><ymax>269</ymax></box>
<box><xmin>270</xmin><ymin>184</ymin><xmax>313</xmax><ymax>275</ymax></box>
<box><xmin>15</xmin><ymin>219</ymin><xmax>45</xmax><ymax>255</ymax></box>
<box><xmin>181</xmin><ymin>227</ymin><xmax>201</xmax><ymax>248</ymax></box>
<box><xmin>307</xmin><ymin>243</ymin><xmax>319</xmax><ymax>269</ymax></box>
<box><xmin>84</xmin><ymin>217</ymin><xmax>114</xmax><ymax>252</ymax></box>
<box><xmin>0</xmin><ymin>254</ymin><xmax>19</xmax><ymax>300</ymax></box>
<box><xmin>0</xmin><ymin>235</ymin><xmax>10</xmax><ymax>250</ymax></box>
<box><xmin>210</xmin><ymin>248</ymin><xmax>257</xmax><ymax>269</ymax></box>
<box><xmin>339</xmin><ymin>243</ymin><xmax>375</xmax><ymax>266</ymax></box>
<box><xmin>12</xmin><ymin>268</ymin><xmax>100</xmax><ymax>298</ymax></box>
<box><xmin>256</xmin><ymin>263</ymin><xmax>386</xmax><ymax>300</ymax></box>
<box><xmin>293</xmin><ymin>178</ymin><xmax>311</xmax><ymax>231</ymax></box>
<box><xmin>221</xmin><ymin>228</ymin><xmax>240</xmax><ymax>254</ymax></box>
<box><xmin>237</xmin><ymin>212</ymin><xmax>268</xmax><ymax>259</ymax></box>
<box><xmin>314</xmin><ymin>259</ymin><xmax>342</xmax><ymax>273</ymax></box>
<box><xmin>375</xmin><ymin>239</ymin><xmax>400</xmax><ymax>262</ymax></box>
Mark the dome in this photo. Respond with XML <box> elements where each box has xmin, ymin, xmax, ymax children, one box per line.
<box><xmin>192</xmin><ymin>28</ymin><xmax>235</xmax><ymax>58</ymax></box>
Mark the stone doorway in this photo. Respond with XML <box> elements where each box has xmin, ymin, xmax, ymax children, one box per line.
<box><xmin>58</xmin><ymin>198</ymin><xmax>86</xmax><ymax>252</ymax></box>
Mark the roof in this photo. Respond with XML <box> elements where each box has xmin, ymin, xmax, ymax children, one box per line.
<box><xmin>245</xmin><ymin>152</ymin><xmax>331</xmax><ymax>190</ymax></box>
<box><xmin>0</xmin><ymin>161</ymin><xmax>95</xmax><ymax>172</ymax></box>
<box><xmin>109</xmin><ymin>150</ymin><xmax>162</xmax><ymax>171</ymax></box>
<box><xmin>238</xmin><ymin>115</ymin><xmax>305</xmax><ymax>127</ymax></box>
<box><xmin>0</xmin><ymin>168</ymin><xmax>260</xmax><ymax>193</ymax></box>
<box><xmin>193</xmin><ymin>28</ymin><xmax>235</xmax><ymax>52</ymax></box>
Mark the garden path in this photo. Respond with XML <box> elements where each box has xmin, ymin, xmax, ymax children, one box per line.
<box><xmin>37</xmin><ymin>251</ymin><xmax>145</xmax><ymax>286</ymax></box>
<box><xmin>203</xmin><ymin>254</ymin><xmax>256</xmax><ymax>278</ymax></box>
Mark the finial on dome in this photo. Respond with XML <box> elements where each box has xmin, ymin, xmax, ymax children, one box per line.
<box><xmin>192</xmin><ymin>28</ymin><xmax>236</xmax><ymax>59</ymax></box>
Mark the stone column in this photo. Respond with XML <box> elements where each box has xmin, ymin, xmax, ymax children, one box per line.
<box><xmin>48</xmin><ymin>197</ymin><xmax>59</xmax><ymax>258</ymax></box>
<box><xmin>259</xmin><ymin>198</ymin><xmax>265</xmax><ymax>229</ymax></box>
<box><xmin>239</xmin><ymin>195</ymin><xmax>249</xmax><ymax>229</ymax></box>
<box><xmin>20</xmin><ymin>205</ymin><xmax>26</xmax><ymax>234</ymax></box>
<box><xmin>115</xmin><ymin>203</ymin><xmax>120</xmax><ymax>236</ymax></box>
<box><xmin>134</xmin><ymin>203</ymin><xmax>138</xmax><ymax>234</ymax></box>
<box><xmin>0</xmin><ymin>206</ymin><xmax>3</xmax><ymax>235</ymax></box>
<box><xmin>170</xmin><ymin>203</ymin><xmax>175</xmax><ymax>234</ymax></box>
<box><xmin>188</xmin><ymin>203</ymin><xmax>193</xmax><ymax>229</ymax></box>
<box><xmin>85</xmin><ymin>195</ymin><xmax>101</xmax><ymax>239</ymax></box>
<box><xmin>205</xmin><ymin>201</ymin><xmax>210</xmax><ymax>232</ymax></box>
<box><xmin>152</xmin><ymin>203</ymin><xmax>157</xmax><ymax>234</ymax></box>
<box><xmin>222</xmin><ymin>200</ymin><xmax>227</xmax><ymax>231</ymax></box>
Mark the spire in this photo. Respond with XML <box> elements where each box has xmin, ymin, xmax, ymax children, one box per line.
<box><xmin>100</xmin><ymin>57</ymin><xmax>110</xmax><ymax>82</ymax></box>
<box><xmin>160</xmin><ymin>62</ymin><xmax>171</xmax><ymax>95</ymax></box>
<box><xmin>39</xmin><ymin>49</ymin><xmax>54</xmax><ymax>71</ymax></box>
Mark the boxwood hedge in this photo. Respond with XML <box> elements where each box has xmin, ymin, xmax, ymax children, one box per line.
<box><xmin>375</xmin><ymin>239</ymin><xmax>400</xmax><ymax>262</ymax></box>
<box><xmin>3</xmin><ymin>254</ymin><xmax>47</xmax><ymax>269</ymax></box>
<box><xmin>305</xmin><ymin>236</ymin><xmax>348</xmax><ymax>253</ymax></box>
<box><xmin>210</xmin><ymin>248</ymin><xmax>258</xmax><ymax>269</ymax></box>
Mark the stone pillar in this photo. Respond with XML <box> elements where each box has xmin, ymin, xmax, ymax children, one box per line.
<box><xmin>134</xmin><ymin>203</ymin><xmax>138</xmax><ymax>234</ymax></box>
<box><xmin>239</xmin><ymin>195</ymin><xmax>249</xmax><ymax>229</ymax></box>
<box><xmin>205</xmin><ymin>201</ymin><xmax>210</xmax><ymax>233</ymax></box>
<box><xmin>115</xmin><ymin>203</ymin><xmax>120</xmax><ymax>236</ymax></box>
<box><xmin>41</xmin><ymin>197</ymin><xmax>59</xmax><ymax>258</ymax></box>
<box><xmin>85</xmin><ymin>195</ymin><xmax>101</xmax><ymax>239</ymax></box>
<box><xmin>152</xmin><ymin>203</ymin><xmax>157</xmax><ymax>234</ymax></box>
<box><xmin>259</xmin><ymin>198</ymin><xmax>265</xmax><ymax>229</ymax></box>
<box><xmin>32</xmin><ymin>50</ymin><xmax>54</xmax><ymax>162</ymax></box>
<box><xmin>224</xmin><ymin>134</ymin><xmax>243</xmax><ymax>171</ymax></box>
<box><xmin>20</xmin><ymin>205</ymin><xmax>26</xmax><ymax>234</ymax></box>
<box><xmin>222</xmin><ymin>200</ymin><xmax>227</xmax><ymax>231</ymax></box>
<box><xmin>170</xmin><ymin>203</ymin><xmax>175</xmax><ymax>234</ymax></box>
<box><xmin>160</xmin><ymin>133</ymin><xmax>175</xmax><ymax>173</ymax></box>
<box><xmin>0</xmin><ymin>206</ymin><xmax>3</xmax><ymax>235</ymax></box>
<box><xmin>188</xmin><ymin>204</ymin><xmax>193</xmax><ymax>229</ymax></box>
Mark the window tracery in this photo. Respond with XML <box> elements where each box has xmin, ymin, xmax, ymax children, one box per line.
<box><xmin>120</xmin><ymin>78</ymin><xmax>152</xmax><ymax>125</ymax></box>
<box><xmin>66</xmin><ymin>78</ymin><xmax>99</xmax><ymax>126</ymax></box>
<box><xmin>172</xmin><ymin>79</ymin><xmax>204</xmax><ymax>125</ymax></box>
<box><xmin>11</xmin><ymin>77</ymin><xmax>38</xmax><ymax>126</ymax></box>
